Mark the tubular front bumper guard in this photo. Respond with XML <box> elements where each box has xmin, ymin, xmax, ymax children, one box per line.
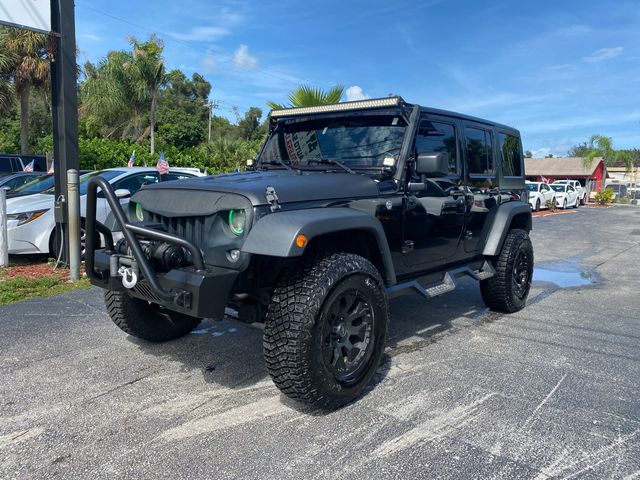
<box><xmin>85</xmin><ymin>177</ymin><xmax>238</xmax><ymax>318</ymax></box>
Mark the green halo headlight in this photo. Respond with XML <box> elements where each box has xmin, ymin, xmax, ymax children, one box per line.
<box><xmin>134</xmin><ymin>203</ymin><xmax>144</xmax><ymax>222</ymax></box>
<box><xmin>228</xmin><ymin>209</ymin><xmax>246</xmax><ymax>235</ymax></box>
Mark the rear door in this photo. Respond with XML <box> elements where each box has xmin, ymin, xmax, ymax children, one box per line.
<box><xmin>462</xmin><ymin>124</ymin><xmax>498</xmax><ymax>253</ymax></box>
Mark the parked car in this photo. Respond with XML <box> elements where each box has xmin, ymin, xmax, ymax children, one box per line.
<box><xmin>0</xmin><ymin>154</ymin><xmax>47</xmax><ymax>172</ymax></box>
<box><xmin>550</xmin><ymin>183</ymin><xmax>579</xmax><ymax>209</ymax></box>
<box><xmin>605</xmin><ymin>183</ymin><xmax>628</xmax><ymax>201</ymax></box>
<box><xmin>5</xmin><ymin>167</ymin><xmax>203</xmax><ymax>256</ymax></box>
<box><xmin>525</xmin><ymin>181</ymin><xmax>555</xmax><ymax>211</ymax></box>
<box><xmin>552</xmin><ymin>179</ymin><xmax>587</xmax><ymax>205</ymax></box>
<box><xmin>0</xmin><ymin>172</ymin><xmax>45</xmax><ymax>192</ymax></box>
<box><xmin>85</xmin><ymin>96</ymin><xmax>533</xmax><ymax>409</ymax></box>
<box><xmin>6</xmin><ymin>171</ymin><xmax>92</xmax><ymax>198</ymax></box>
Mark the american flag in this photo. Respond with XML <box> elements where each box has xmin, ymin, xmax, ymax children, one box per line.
<box><xmin>541</xmin><ymin>175</ymin><xmax>549</xmax><ymax>183</ymax></box>
<box><xmin>23</xmin><ymin>160</ymin><xmax>34</xmax><ymax>172</ymax></box>
<box><xmin>48</xmin><ymin>163</ymin><xmax>54</xmax><ymax>173</ymax></box>
<box><xmin>156</xmin><ymin>152</ymin><xmax>169</xmax><ymax>175</ymax></box>
<box><xmin>127</xmin><ymin>150</ymin><xmax>135</xmax><ymax>168</ymax></box>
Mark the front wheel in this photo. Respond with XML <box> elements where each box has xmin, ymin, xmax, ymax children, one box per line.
<box><xmin>480</xmin><ymin>229</ymin><xmax>534</xmax><ymax>313</ymax></box>
<box><xmin>563</xmin><ymin>198</ymin><xmax>567</xmax><ymax>209</ymax></box>
<box><xmin>535</xmin><ymin>198</ymin><xmax>541</xmax><ymax>212</ymax></box>
<box><xmin>264</xmin><ymin>253</ymin><xmax>389</xmax><ymax>410</ymax></box>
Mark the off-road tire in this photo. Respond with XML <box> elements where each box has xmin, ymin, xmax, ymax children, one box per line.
<box><xmin>263</xmin><ymin>253</ymin><xmax>389</xmax><ymax>410</ymax></box>
<box><xmin>104</xmin><ymin>290</ymin><xmax>201</xmax><ymax>342</ymax></box>
<box><xmin>480</xmin><ymin>229</ymin><xmax>533</xmax><ymax>313</ymax></box>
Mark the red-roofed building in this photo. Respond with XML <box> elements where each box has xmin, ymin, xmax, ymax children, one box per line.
<box><xmin>524</xmin><ymin>157</ymin><xmax>608</xmax><ymax>198</ymax></box>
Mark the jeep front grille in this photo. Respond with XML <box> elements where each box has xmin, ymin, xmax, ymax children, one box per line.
<box><xmin>147</xmin><ymin>212</ymin><xmax>207</xmax><ymax>249</ymax></box>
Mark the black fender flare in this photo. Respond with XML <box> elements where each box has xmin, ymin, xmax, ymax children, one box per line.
<box><xmin>241</xmin><ymin>207</ymin><xmax>396</xmax><ymax>285</ymax></box>
<box><xmin>481</xmin><ymin>202</ymin><xmax>532</xmax><ymax>257</ymax></box>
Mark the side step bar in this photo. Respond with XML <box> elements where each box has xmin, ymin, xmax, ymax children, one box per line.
<box><xmin>386</xmin><ymin>261</ymin><xmax>495</xmax><ymax>300</ymax></box>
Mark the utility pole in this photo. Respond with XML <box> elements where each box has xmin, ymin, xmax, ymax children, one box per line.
<box><xmin>51</xmin><ymin>0</ymin><xmax>80</xmax><ymax>264</ymax></box>
<box><xmin>207</xmin><ymin>100</ymin><xmax>219</xmax><ymax>143</ymax></box>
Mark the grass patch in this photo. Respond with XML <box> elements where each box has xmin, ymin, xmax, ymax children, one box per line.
<box><xmin>0</xmin><ymin>275</ymin><xmax>91</xmax><ymax>305</ymax></box>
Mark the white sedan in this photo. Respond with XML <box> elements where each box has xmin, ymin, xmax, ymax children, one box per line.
<box><xmin>525</xmin><ymin>181</ymin><xmax>556</xmax><ymax>211</ymax></box>
<box><xmin>550</xmin><ymin>183</ymin><xmax>580</xmax><ymax>209</ymax></box>
<box><xmin>5</xmin><ymin>167</ymin><xmax>203</xmax><ymax>256</ymax></box>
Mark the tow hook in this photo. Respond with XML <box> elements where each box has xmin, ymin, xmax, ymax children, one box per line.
<box><xmin>118</xmin><ymin>266</ymin><xmax>138</xmax><ymax>289</ymax></box>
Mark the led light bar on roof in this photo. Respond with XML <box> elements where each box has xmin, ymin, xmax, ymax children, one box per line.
<box><xmin>269</xmin><ymin>96</ymin><xmax>404</xmax><ymax>118</ymax></box>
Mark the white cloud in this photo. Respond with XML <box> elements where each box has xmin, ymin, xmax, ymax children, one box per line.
<box><xmin>233</xmin><ymin>45</ymin><xmax>257</xmax><ymax>69</ymax></box>
<box><xmin>200</xmin><ymin>52</ymin><xmax>217</xmax><ymax>73</ymax></box>
<box><xmin>345</xmin><ymin>85</ymin><xmax>369</xmax><ymax>101</ymax></box>
<box><xmin>171</xmin><ymin>26</ymin><xmax>229</xmax><ymax>42</ymax></box>
<box><xmin>583</xmin><ymin>46</ymin><xmax>624</xmax><ymax>63</ymax></box>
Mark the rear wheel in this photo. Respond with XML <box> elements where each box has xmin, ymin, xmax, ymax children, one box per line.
<box><xmin>563</xmin><ymin>198</ymin><xmax>567</xmax><ymax>209</ymax></box>
<box><xmin>480</xmin><ymin>229</ymin><xmax>533</xmax><ymax>313</ymax></box>
<box><xmin>264</xmin><ymin>253</ymin><xmax>388</xmax><ymax>410</ymax></box>
<box><xmin>105</xmin><ymin>290</ymin><xmax>202</xmax><ymax>342</ymax></box>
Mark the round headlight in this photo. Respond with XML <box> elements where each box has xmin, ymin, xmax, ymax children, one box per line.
<box><xmin>228</xmin><ymin>209</ymin><xmax>246</xmax><ymax>235</ymax></box>
<box><xmin>134</xmin><ymin>203</ymin><xmax>144</xmax><ymax>222</ymax></box>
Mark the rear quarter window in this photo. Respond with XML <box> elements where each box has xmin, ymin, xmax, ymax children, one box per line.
<box><xmin>498</xmin><ymin>132</ymin><xmax>523</xmax><ymax>177</ymax></box>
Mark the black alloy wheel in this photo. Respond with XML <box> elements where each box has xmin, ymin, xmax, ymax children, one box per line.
<box><xmin>321</xmin><ymin>286</ymin><xmax>375</xmax><ymax>384</ymax></box>
<box><xmin>512</xmin><ymin>249</ymin><xmax>532</xmax><ymax>300</ymax></box>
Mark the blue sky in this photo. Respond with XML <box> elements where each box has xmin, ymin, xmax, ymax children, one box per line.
<box><xmin>75</xmin><ymin>0</ymin><xmax>640</xmax><ymax>156</ymax></box>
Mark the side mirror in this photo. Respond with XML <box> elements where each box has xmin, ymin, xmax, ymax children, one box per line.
<box><xmin>415</xmin><ymin>152</ymin><xmax>449</xmax><ymax>177</ymax></box>
<box><xmin>114</xmin><ymin>188</ymin><xmax>131</xmax><ymax>199</ymax></box>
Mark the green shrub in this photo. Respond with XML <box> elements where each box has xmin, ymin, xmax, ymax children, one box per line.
<box><xmin>32</xmin><ymin>135</ymin><xmax>262</xmax><ymax>173</ymax></box>
<box><xmin>594</xmin><ymin>188</ymin><xmax>614</xmax><ymax>205</ymax></box>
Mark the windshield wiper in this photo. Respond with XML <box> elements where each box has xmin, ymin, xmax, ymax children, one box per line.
<box><xmin>259</xmin><ymin>159</ymin><xmax>293</xmax><ymax>171</ymax></box>
<box><xmin>305</xmin><ymin>157</ymin><xmax>356</xmax><ymax>175</ymax></box>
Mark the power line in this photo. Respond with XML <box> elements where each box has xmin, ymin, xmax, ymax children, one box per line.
<box><xmin>75</xmin><ymin>2</ymin><xmax>303</xmax><ymax>85</ymax></box>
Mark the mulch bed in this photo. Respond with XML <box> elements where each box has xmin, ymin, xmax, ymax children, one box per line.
<box><xmin>4</xmin><ymin>263</ymin><xmax>67</xmax><ymax>280</ymax></box>
<box><xmin>532</xmin><ymin>209</ymin><xmax>578</xmax><ymax>218</ymax></box>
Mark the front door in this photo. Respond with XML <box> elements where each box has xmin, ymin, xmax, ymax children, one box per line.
<box><xmin>402</xmin><ymin>115</ymin><xmax>465</xmax><ymax>273</ymax></box>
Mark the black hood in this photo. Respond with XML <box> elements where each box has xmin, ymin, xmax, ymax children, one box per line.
<box><xmin>140</xmin><ymin>170</ymin><xmax>381</xmax><ymax>206</ymax></box>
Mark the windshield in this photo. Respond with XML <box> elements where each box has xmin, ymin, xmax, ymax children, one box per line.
<box><xmin>550</xmin><ymin>185</ymin><xmax>566</xmax><ymax>192</ymax></box>
<box><xmin>525</xmin><ymin>183</ymin><xmax>538</xmax><ymax>192</ymax></box>
<box><xmin>11</xmin><ymin>174</ymin><xmax>53</xmax><ymax>194</ymax></box>
<box><xmin>43</xmin><ymin>170</ymin><xmax>125</xmax><ymax>195</ymax></box>
<box><xmin>259</xmin><ymin>114</ymin><xmax>407</xmax><ymax>170</ymax></box>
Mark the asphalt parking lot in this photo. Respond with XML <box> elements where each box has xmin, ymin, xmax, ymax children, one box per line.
<box><xmin>1</xmin><ymin>206</ymin><xmax>640</xmax><ymax>479</ymax></box>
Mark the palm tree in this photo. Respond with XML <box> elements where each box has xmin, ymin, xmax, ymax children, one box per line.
<box><xmin>267</xmin><ymin>85</ymin><xmax>344</xmax><ymax>110</ymax></box>
<box><xmin>129</xmin><ymin>36</ymin><xmax>166</xmax><ymax>154</ymax></box>
<box><xmin>582</xmin><ymin>134</ymin><xmax>632</xmax><ymax>171</ymax></box>
<box><xmin>0</xmin><ymin>28</ymin><xmax>49</xmax><ymax>153</ymax></box>
<box><xmin>82</xmin><ymin>36</ymin><xmax>166</xmax><ymax>154</ymax></box>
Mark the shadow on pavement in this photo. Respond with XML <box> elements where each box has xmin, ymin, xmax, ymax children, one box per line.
<box><xmin>128</xmin><ymin>277</ymin><xmax>494</xmax><ymax>399</ymax></box>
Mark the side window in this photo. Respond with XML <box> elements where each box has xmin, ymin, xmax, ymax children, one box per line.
<box><xmin>542</xmin><ymin>184</ymin><xmax>549</xmax><ymax>192</ymax></box>
<box><xmin>465</xmin><ymin>127</ymin><xmax>493</xmax><ymax>175</ymax></box>
<box><xmin>114</xmin><ymin>173</ymin><xmax>159</xmax><ymax>195</ymax></box>
<box><xmin>498</xmin><ymin>132</ymin><xmax>522</xmax><ymax>177</ymax></box>
<box><xmin>163</xmin><ymin>173</ymin><xmax>194</xmax><ymax>181</ymax></box>
<box><xmin>415</xmin><ymin>119</ymin><xmax>458</xmax><ymax>175</ymax></box>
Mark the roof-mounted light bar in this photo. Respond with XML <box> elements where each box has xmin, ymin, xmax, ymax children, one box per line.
<box><xmin>269</xmin><ymin>96</ymin><xmax>405</xmax><ymax>118</ymax></box>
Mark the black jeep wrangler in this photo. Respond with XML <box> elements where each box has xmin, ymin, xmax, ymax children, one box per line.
<box><xmin>86</xmin><ymin>96</ymin><xmax>533</xmax><ymax>409</ymax></box>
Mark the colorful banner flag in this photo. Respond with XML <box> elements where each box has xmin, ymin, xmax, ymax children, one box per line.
<box><xmin>48</xmin><ymin>163</ymin><xmax>54</xmax><ymax>173</ymax></box>
<box><xmin>156</xmin><ymin>152</ymin><xmax>169</xmax><ymax>175</ymax></box>
<box><xmin>128</xmin><ymin>150</ymin><xmax>135</xmax><ymax>168</ymax></box>
<box><xmin>23</xmin><ymin>160</ymin><xmax>34</xmax><ymax>172</ymax></box>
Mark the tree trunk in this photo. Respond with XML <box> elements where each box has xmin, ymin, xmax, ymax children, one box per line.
<box><xmin>150</xmin><ymin>92</ymin><xmax>157</xmax><ymax>155</ymax></box>
<box><xmin>19</xmin><ymin>85</ymin><xmax>30</xmax><ymax>154</ymax></box>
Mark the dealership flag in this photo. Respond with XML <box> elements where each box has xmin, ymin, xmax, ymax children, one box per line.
<box><xmin>127</xmin><ymin>150</ymin><xmax>135</xmax><ymax>168</ymax></box>
<box><xmin>23</xmin><ymin>160</ymin><xmax>34</xmax><ymax>172</ymax></box>
<box><xmin>48</xmin><ymin>163</ymin><xmax>54</xmax><ymax>173</ymax></box>
<box><xmin>156</xmin><ymin>152</ymin><xmax>169</xmax><ymax>175</ymax></box>
<box><xmin>541</xmin><ymin>175</ymin><xmax>549</xmax><ymax>183</ymax></box>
